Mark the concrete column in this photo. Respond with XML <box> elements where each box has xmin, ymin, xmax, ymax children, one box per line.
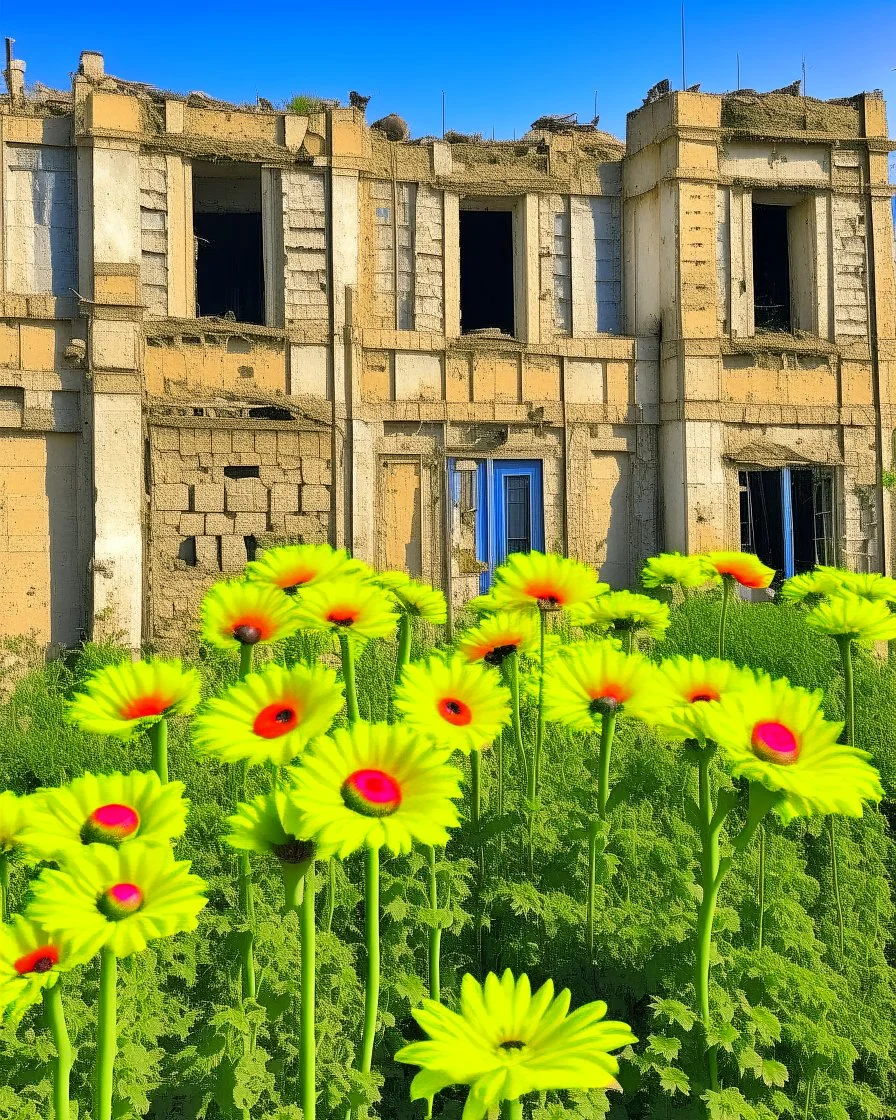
<box><xmin>570</xmin><ymin>196</ymin><xmax>597</xmax><ymax>336</ymax></box>
<box><xmin>80</xmin><ymin>93</ymin><xmax>145</xmax><ymax>649</ymax></box>
<box><xmin>521</xmin><ymin>193</ymin><xmax>540</xmax><ymax>343</ymax></box>
<box><xmin>443</xmin><ymin>192</ymin><xmax>460</xmax><ymax>338</ymax></box>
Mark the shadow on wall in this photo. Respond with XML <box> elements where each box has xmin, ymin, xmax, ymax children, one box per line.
<box><xmin>45</xmin><ymin>433</ymin><xmax>84</xmax><ymax>647</ymax></box>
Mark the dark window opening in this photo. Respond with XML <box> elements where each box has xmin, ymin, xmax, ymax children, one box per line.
<box><xmin>244</xmin><ymin>535</ymin><xmax>258</xmax><ymax>562</ymax></box>
<box><xmin>460</xmin><ymin>209</ymin><xmax>514</xmax><ymax>335</ymax></box>
<box><xmin>504</xmin><ymin>475</ymin><xmax>531</xmax><ymax>554</ymax></box>
<box><xmin>752</xmin><ymin>204</ymin><xmax>791</xmax><ymax>332</ymax></box>
<box><xmin>178</xmin><ymin>537</ymin><xmax>197</xmax><ymax>567</ymax></box>
<box><xmin>193</xmin><ymin>163</ymin><xmax>265</xmax><ymax>325</ymax></box>
<box><xmin>224</xmin><ymin>465</ymin><xmax>260</xmax><ymax>480</ymax></box>
<box><xmin>248</xmin><ymin>406</ymin><xmax>293</xmax><ymax>420</ymax></box>
<box><xmin>740</xmin><ymin>467</ymin><xmax>834</xmax><ymax>584</ymax></box>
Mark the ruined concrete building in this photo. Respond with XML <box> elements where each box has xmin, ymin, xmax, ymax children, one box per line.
<box><xmin>2</xmin><ymin>46</ymin><xmax>895</xmax><ymax>650</ymax></box>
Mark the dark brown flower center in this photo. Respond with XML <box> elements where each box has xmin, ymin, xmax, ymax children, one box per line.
<box><xmin>233</xmin><ymin>624</ymin><xmax>263</xmax><ymax>645</ymax></box>
<box><xmin>272</xmin><ymin>837</ymin><xmax>315</xmax><ymax>864</ymax></box>
<box><xmin>484</xmin><ymin>643</ymin><xmax>517</xmax><ymax>666</ymax></box>
<box><xmin>500</xmin><ymin>1039</ymin><xmax>525</xmax><ymax>1050</ymax></box>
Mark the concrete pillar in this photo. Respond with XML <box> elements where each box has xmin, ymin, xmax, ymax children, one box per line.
<box><xmin>80</xmin><ymin>92</ymin><xmax>145</xmax><ymax>648</ymax></box>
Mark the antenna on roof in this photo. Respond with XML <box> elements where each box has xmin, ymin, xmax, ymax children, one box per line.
<box><xmin>594</xmin><ymin>90</ymin><xmax>598</xmax><ymax>120</ymax></box>
<box><xmin>441</xmin><ymin>90</ymin><xmax>445</xmax><ymax>139</ymax></box>
<box><xmin>736</xmin><ymin>53</ymin><xmax>740</xmax><ymax>91</ymax></box>
<box><xmin>681</xmin><ymin>3</ymin><xmax>686</xmax><ymax>90</ymax></box>
<box><xmin>802</xmin><ymin>56</ymin><xmax>807</xmax><ymax>96</ymax></box>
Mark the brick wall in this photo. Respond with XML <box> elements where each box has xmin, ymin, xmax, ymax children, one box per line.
<box><xmin>139</xmin><ymin>153</ymin><xmax>168</xmax><ymax>316</ymax></box>
<box><xmin>282</xmin><ymin>169</ymin><xmax>328</xmax><ymax>326</ymax></box>
<box><xmin>147</xmin><ymin>421</ymin><xmax>332</xmax><ymax>646</ymax></box>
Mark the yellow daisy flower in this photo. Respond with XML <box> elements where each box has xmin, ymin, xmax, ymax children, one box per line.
<box><xmin>67</xmin><ymin>659</ymin><xmax>201</xmax><ymax>741</ymax></box>
<box><xmin>0</xmin><ymin>915</ymin><xmax>95</xmax><ymax>1023</ymax></box>
<box><xmin>192</xmin><ymin>662</ymin><xmax>344</xmax><ymax>767</ymax></box>
<box><xmin>488</xmin><ymin>552</ymin><xmax>607</xmax><ymax>613</ymax></box>
<box><xmin>542</xmin><ymin>640</ymin><xmax>677</xmax><ymax>730</ymax></box>
<box><xmin>568</xmin><ymin>589</ymin><xmax>671</xmax><ymax>641</ymax></box>
<box><xmin>283</xmin><ymin>722</ymin><xmax>463</xmax><ymax>858</ymax></box>
<box><xmin>292</xmin><ymin>576</ymin><xmax>399</xmax><ymax>644</ymax></box>
<box><xmin>374</xmin><ymin>572</ymin><xmax>448</xmax><ymax>624</ymax></box>
<box><xmin>244</xmin><ymin>542</ymin><xmax>364</xmax><ymax>594</ymax></box>
<box><xmin>201</xmin><ymin>580</ymin><xmax>300</xmax><ymax>649</ymax></box>
<box><xmin>779</xmin><ymin>570</ymin><xmax>843</xmax><ymax>605</ymax></box>
<box><xmin>456</xmin><ymin>611</ymin><xmax>539</xmax><ymax>667</ymax></box>
<box><xmin>641</xmin><ymin>552</ymin><xmax>720</xmax><ymax>591</ymax></box>
<box><xmin>704</xmin><ymin>551</ymin><xmax>775</xmax><ymax>589</ymax></box>
<box><xmin>805</xmin><ymin>592</ymin><xmax>896</xmax><ymax>646</ymax></box>
<box><xmin>395</xmin><ymin>970</ymin><xmax>637</xmax><ymax>1120</ymax></box>
<box><xmin>654</xmin><ymin>656</ymin><xmax>757</xmax><ymax>741</ymax></box>
<box><xmin>816</xmin><ymin>566</ymin><xmax>896</xmax><ymax>604</ymax></box>
<box><xmin>700</xmin><ymin>676</ymin><xmax>882</xmax><ymax>823</ymax></box>
<box><xmin>393</xmin><ymin>653</ymin><xmax>512</xmax><ymax>755</ymax></box>
<box><xmin>0</xmin><ymin>792</ymin><xmax>34</xmax><ymax>857</ymax></box>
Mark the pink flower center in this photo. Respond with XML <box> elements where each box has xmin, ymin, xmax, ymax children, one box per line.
<box><xmin>751</xmin><ymin>721</ymin><xmax>800</xmax><ymax>765</ymax></box>
<box><xmin>253</xmin><ymin>702</ymin><xmax>300</xmax><ymax>738</ymax></box>
<box><xmin>81</xmin><ymin>803</ymin><xmax>141</xmax><ymax>846</ymax></box>
<box><xmin>120</xmin><ymin>693</ymin><xmax>171</xmax><ymax>720</ymax></box>
<box><xmin>437</xmin><ymin>696</ymin><xmax>473</xmax><ymax>726</ymax></box>
<box><xmin>341</xmin><ymin>768</ymin><xmax>402</xmax><ymax>818</ymax></box>
<box><xmin>14</xmin><ymin>945</ymin><xmax>59</xmax><ymax>975</ymax></box>
<box><xmin>98</xmin><ymin>882</ymin><xmax>144</xmax><ymax>921</ymax></box>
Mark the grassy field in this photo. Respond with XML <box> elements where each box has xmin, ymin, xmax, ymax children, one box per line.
<box><xmin>0</xmin><ymin>590</ymin><xmax>894</xmax><ymax>1120</ymax></box>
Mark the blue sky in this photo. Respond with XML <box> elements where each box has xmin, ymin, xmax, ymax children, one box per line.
<box><xmin>6</xmin><ymin>0</ymin><xmax>896</xmax><ymax>170</ymax></box>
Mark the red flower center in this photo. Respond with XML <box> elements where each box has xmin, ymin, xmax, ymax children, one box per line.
<box><xmin>14</xmin><ymin>945</ymin><xmax>60</xmax><ymax>975</ymax></box>
<box><xmin>716</xmin><ymin>563</ymin><xmax>767</xmax><ymax>589</ymax></box>
<box><xmin>230</xmin><ymin>615</ymin><xmax>272</xmax><ymax>644</ymax></box>
<box><xmin>341</xmin><ymin>769</ymin><xmax>402</xmax><ymax>817</ymax></box>
<box><xmin>523</xmin><ymin>583</ymin><xmax>565</xmax><ymax>607</ymax></box>
<box><xmin>253</xmin><ymin>702</ymin><xmax>301</xmax><ymax>738</ymax></box>
<box><xmin>437</xmin><ymin>696</ymin><xmax>473</xmax><ymax>726</ymax></box>
<box><xmin>98</xmin><ymin>882</ymin><xmax>144</xmax><ymax>921</ymax></box>
<box><xmin>81</xmin><ymin>803</ymin><xmax>141</xmax><ymax>846</ymax></box>
<box><xmin>751</xmin><ymin>721</ymin><xmax>800</xmax><ymax>765</ymax></box>
<box><xmin>120</xmin><ymin>693</ymin><xmax>171</xmax><ymax>720</ymax></box>
<box><xmin>327</xmin><ymin>607</ymin><xmax>359</xmax><ymax>627</ymax></box>
<box><xmin>279</xmin><ymin>568</ymin><xmax>316</xmax><ymax>594</ymax></box>
<box><xmin>687</xmin><ymin>686</ymin><xmax>720</xmax><ymax>703</ymax></box>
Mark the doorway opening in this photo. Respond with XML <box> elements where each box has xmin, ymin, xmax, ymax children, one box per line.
<box><xmin>739</xmin><ymin>467</ymin><xmax>835</xmax><ymax>582</ymax></box>
<box><xmin>459</xmin><ymin>207</ymin><xmax>515</xmax><ymax>336</ymax></box>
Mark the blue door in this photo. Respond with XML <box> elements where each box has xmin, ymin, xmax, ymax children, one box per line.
<box><xmin>449</xmin><ymin>459</ymin><xmax>544</xmax><ymax>592</ymax></box>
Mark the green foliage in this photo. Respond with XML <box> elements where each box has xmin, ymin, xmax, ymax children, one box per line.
<box><xmin>0</xmin><ymin>589</ymin><xmax>894</xmax><ymax>1118</ymax></box>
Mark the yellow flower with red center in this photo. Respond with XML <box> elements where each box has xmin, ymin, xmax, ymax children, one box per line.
<box><xmin>0</xmin><ymin>915</ymin><xmax>95</xmax><ymax>1023</ymax></box>
<box><xmin>283</xmin><ymin>722</ymin><xmax>463</xmax><ymax>857</ymax></box>
<box><xmin>654</xmin><ymin>656</ymin><xmax>757</xmax><ymax>741</ymax></box>
<box><xmin>457</xmin><ymin>611</ymin><xmax>539</xmax><ymax>667</ymax></box>
<box><xmin>393</xmin><ymin>653</ymin><xmax>512</xmax><ymax>755</ymax></box>
<box><xmin>704</xmin><ymin>551</ymin><xmax>775</xmax><ymax>589</ymax></box>
<box><xmin>292</xmin><ymin>576</ymin><xmax>399</xmax><ymax>643</ymax></box>
<box><xmin>542</xmin><ymin>641</ymin><xmax>677</xmax><ymax>730</ymax></box>
<box><xmin>245</xmin><ymin>542</ymin><xmax>364</xmax><ymax>595</ymax></box>
<box><xmin>700</xmin><ymin>676</ymin><xmax>882</xmax><ymax>822</ymax></box>
<box><xmin>641</xmin><ymin>552</ymin><xmax>720</xmax><ymax>591</ymax></box>
<box><xmin>67</xmin><ymin>659</ymin><xmax>201</xmax><ymax>741</ymax></box>
<box><xmin>21</xmin><ymin>771</ymin><xmax>188</xmax><ymax>862</ymax></box>
<box><xmin>192</xmin><ymin>662</ymin><xmax>344</xmax><ymax>767</ymax></box>
<box><xmin>805</xmin><ymin>592</ymin><xmax>896</xmax><ymax>646</ymax></box>
<box><xmin>568</xmin><ymin>589</ymin><xmax>671</xmax><ymax>641</ymax></box>
<box><xmin>201</xmin><ymin>580</ymin><xmax>300</xmax><ymax>649</ymax></box>
<box><xmin>487</xmin><ymin>552</ymin><xmax>607</xmax><ymax>613</ymax></box>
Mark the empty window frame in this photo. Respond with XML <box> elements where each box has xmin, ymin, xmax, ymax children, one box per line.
<box><xmin>5</xmin><ymin>145</ymin><xmax>76</xmax><ymax>296</ymax></box>
<box><xmin>373</xmin><ymin>182</ymin><xmax>417</xmax><ymax>330</ymax></box>
<box><xmin>751</xmin><ymin>197</ymin><xmax>815</xmax><ymax>334</ymax></box>
<box><xmin>739</xmin><ymin>467</ymin><xmax>835</xmax><ymax>582</ymax></box>
<box><xmin>193</xmin><ymin>162</ymin><xmax>265</xmax><ymax>324</ymax></box>
<box><xmin>459</xmin><ymin>201</ymin><xmax>516</xmax><ymax>336</ymax></box>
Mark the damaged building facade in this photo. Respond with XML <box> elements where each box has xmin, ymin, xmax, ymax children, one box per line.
<box><xmin>2</xmin><ymin>47</ymin><xmax>895</xmax><ymax>650</ymax></box>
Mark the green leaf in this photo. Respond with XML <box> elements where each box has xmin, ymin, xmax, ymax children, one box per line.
<box><xmin>658</xmin><ymin>1066</ymin><xmax>690</xmax><ymax>1096</ymax></box>
<box><xmin>650</xmin><ymin>998</ymin><xmax>697</xmax><ymax>1032</ymax></box>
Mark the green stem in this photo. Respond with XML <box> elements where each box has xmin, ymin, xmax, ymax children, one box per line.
<box><xmin>94</xmin><ymin>947</ymin><xmax>117</xmax><ymax>1120</ymax></box>
<box><xmin>301</xmin><ymin>859</ymin><xmax>317</xmax><ymax>1120</ymax></box>
<box><xmin>396</xmin><ymin>613</ymin><xmax>413</xmax><ymax>674</ymax></box>
<box><xmin>239</xmin><ymin>642</ymin><xmax>254</xmax><ymax>680</ymax></box>
<box><xmin>427</xmin><ymin>845</ymin><xmax>441</xmax><ymax>1002</ymax></box>
<box><xmin>358</xmin><ymin>847</ymin><xmax>380</xmax><ymax>1077</ymax></box>
<box><xmin>326</xmin><ymin>860</ymin><xmax>336</xmax><ymax>933</ymax></box>
<box><xmin>501</xmin><ymin>1099</ymin><xmax>524</xmax><ymax>1120</ymax></box>
<box><xmin>496</xmin><ymin>729</ymin><xmax>505</xmax><ymax>823</ymax></box>
<box><xmin>596</xmin><ymin>710</ymin><xmax>617</xmax><ymax>821</ymax></box>
<box><xmin>695</xmin><ymin>748</ymin><xmax>720</xmax><ymax>1093</ymax></box>
<box><xmin>586</xmin><ymin>821</ymin><xmax>598</xmax><ymax>962</ymax></box>
<box><xmin>802</xmin><ymin>1069</ymin><xmax>816</xmax><ymax>1120</ymax></box>
<box><xmin>505</xmin><ymin>653</ymin><xmax>529</xmax><ymax>791</ymax></box>
<box><xmin>825</xmin><ymin>816</ymin><xmax>845</xmax><ymax>958</ymax></box>
<box><xmin>471</xmin><ymin>749</ymin><xmax>484</xmax><ymax>880</ymax></box>
<box><xmin>757</xmin><ymin>823</ymin><xmax>766</xmax><ymax>951</ymax></box>
<box><xmin>717</xmin><ymin>577</ymin><xmax>731</xmax><ymax>659</ymax></box>
<box><xmin>620</xmin><ymin>627</ymin><xmax>634</xmax><ymax>655</ymax></box>
<box><xmin>526</xmin><ymin>612</ymin><xmax>547</xmax><ymax>875</ymax></box>
<box><xmin>836</xmin><ymin>635</ymin><xmax>856</xmax><ymax>748</ymax></box>
<box><xmin>0</xmin><ymin>853</ymin><xmax>9</xmax><ymax>923</ymax></box>
<box><xmin>281</xmin><ymin>861</ymin><xmax>307</xmax><ymax>915</ymax></box>
<box><xmin>45</xmin><ymin>981</ymin><xmax>72</xmax><ymax>1120</ymax></box>
<box><xmin>148</xmin><ymin>718</ymin><xmax>168</xmax><ymax>784</ymax></box>
<box><xmin>339</xmin><ymin>632</ymin><xmax>360</xmax><ymax>724</ymax></box>
<box><xmin>237</xmin><ymin>761</ymin><xmax>257</xmax><ymax>1004</ymax></box>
